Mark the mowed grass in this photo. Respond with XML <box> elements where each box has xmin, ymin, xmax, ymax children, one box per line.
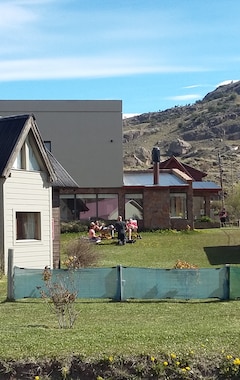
<box><xmin>0</xmin><ymin>228</ymin><xmax>240</xmax><ymax>360</ymax></box>
<box><xmin>61</xmin><ymin>227</ymin><xmax>240</xmax><ymax>268</ymax></box>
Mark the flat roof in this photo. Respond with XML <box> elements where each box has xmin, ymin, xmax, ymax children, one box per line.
<box><xmin>192</xmin><ymin>181</ymin><xmax>221</xmax><ymax>190</ymax></box>
<box><xmin>123</xmin><ymin>171</ymin><xmax>221</xmax><ymax>190</ymax></box>
<box><xmin>123</xmin><ymin>172</ymin><xmax>188</xmax><ymax>187</ymax></box>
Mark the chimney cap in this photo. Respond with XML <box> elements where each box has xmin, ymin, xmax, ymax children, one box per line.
<box><xmin>152</xmin><ymin>146</ymin><xmax>160</xmax><ymax>163</ymax></box>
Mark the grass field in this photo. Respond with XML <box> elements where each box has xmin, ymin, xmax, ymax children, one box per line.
<box><xmin>1</xmin><ymin>228</ymin><xmax>240</xmax><ymax>364</ymax></box>
<box><xmin>61</xmin><ymin>227</ymin><xmax>240</xmax><ymax>268</ymax></box>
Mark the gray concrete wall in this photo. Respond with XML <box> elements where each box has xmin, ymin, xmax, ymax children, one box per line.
<box><xmin>0</xmin><ymin>100</ymin><xmax>123</xmax><ymax>187</ymax></box>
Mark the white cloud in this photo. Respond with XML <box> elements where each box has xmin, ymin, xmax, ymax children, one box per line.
<box><xmin>216</xmin><ymin>80</ymin><xmax>239</xmax><ymax>88</ymax></box>
<box><xmin>12</xmin><ymin>0</ymin><xmax>56</xmax><ymax>3</ymax></box>
<box><xmin>0</xmin><ymin>3</ymin><xmax>37</xmax><ymax>28</ymax></box>
<box><xmin>0</xmin><ymin>57</ymin><xmax>208</xmax><ymax>82</ymax></box>
<box><xmin>168</xmin><ymin>94</ymin><xmax>201</xmax><ymax>101</ymax></box>
<box><xmin>183</xmin><ymin>85</ymin><xmax>202</xmax><ymax>89</ymax></box>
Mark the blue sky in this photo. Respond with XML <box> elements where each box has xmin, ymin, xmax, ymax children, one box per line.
<box><xmin>0</xmin><ymin>0</ymin><xmax>239</xmax><ymax>116</ymax></box>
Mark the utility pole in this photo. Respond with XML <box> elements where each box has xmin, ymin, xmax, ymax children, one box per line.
<box><xmin>218</xmin><ymin>153</ymin><xmax>225</xmax><ymax>208</ymax></box>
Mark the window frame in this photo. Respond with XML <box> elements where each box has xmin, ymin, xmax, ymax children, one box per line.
<box><xmin>13</xmin><ymin>134</ymin><xmax>42</xmax><ymax>172</ymax></box>
<box><xmin>170</xmin><ymin>192</ymin><xmax>187</xmax><ymax>219</ymax></box>
<box><xmin>124</xmin><ymin>193</ymin><xmax>143</xmax><ymax>220</ymax></box>
<box><xmin>15</xmin><ymin>211</ymin><xmax>41</xmax><ymax>241</ymax></box>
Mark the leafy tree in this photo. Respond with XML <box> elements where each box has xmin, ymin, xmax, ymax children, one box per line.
<box><xmin>225</xmin><ymin>183</ymin><xmax>240</xmax><ymax>220</ymax></box>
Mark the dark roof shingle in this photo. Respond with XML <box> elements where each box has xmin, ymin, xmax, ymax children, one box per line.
<box><xmin>47</xmin><ymin>149</ymin><xmax>79</xmax><ymax>188</ymax></box>
<box><xmin>0</xmin><ymin>114</ymin><xmax>30</xmax><ymax>175</ymax></box>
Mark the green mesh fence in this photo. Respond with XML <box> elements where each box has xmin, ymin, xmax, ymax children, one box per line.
<box><xmin>229</xmin><ymin>267</ymin><xmax>240</xmax><ymax>299</ymax></box>
<box><xmin>121</xmin><ymin>267</ymin><xmax>229</xmax><ymax>300</ymax></box>
<box><xmin>13</xmin><ymin>267</ymin><xmax>120</xmax><ymax>300</ymax></box>
<box><xmin>12</xmin><ymin>265</ymin><xmax>229</xmax><ymax>301</ymax></box>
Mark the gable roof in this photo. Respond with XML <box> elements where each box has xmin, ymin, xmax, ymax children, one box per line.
<box><xmin>159</xmin><ymin>156</ymin><xmax>207</xmax><ymax>181</ymax></box>
<box><xmin>0</xmin><ymin>114</ymin><xmax>56</xmax><ymax>180</ymax></box>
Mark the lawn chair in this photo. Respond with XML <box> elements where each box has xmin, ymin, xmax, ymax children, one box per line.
<box><xmin>100</xmin><ymin>225</ymin><xmax>115</xmax><ymax>239</ymax></box>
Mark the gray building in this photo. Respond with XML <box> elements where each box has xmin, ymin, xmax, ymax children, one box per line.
<box><xmin>0</xmin><ymin>100</ymin><xmax>123</xmax><ymax>188</ymax></box>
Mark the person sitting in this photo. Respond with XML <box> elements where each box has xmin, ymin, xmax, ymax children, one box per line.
<box><xmin>88</xmin><ymin>222</ymin><xmax>101</xmax><ymax>243</ymax></box>
<box><xmin>126</xmin><ymin>218</ymin><xmax>141</xmax><ymax>240</ymax></box>
<box><xmin>94</xmin><ymin>220</ymin><xmax>103</xmax><ymax>232</ymax></box>
<box><xmin>115</xmin><ymin>216</ymin><xmax>126</xmax><ymax>245</ymax></box>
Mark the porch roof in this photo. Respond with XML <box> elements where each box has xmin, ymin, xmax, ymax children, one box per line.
<box><xmin>192</xmin><ymin>181</ymin><xmax>221</xmax><ymax>190</ymax></box>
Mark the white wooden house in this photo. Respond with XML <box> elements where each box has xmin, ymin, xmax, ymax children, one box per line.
<box><xmin>0</xmin><ymin>114</ymin><xmax>57</xmax><ymax>274</ymax></box>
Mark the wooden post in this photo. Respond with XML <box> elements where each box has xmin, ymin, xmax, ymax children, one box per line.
<box><xmin>7</xmin><ymin>249</ymin><xmax>14</xmax><ymax>301</ymax></box>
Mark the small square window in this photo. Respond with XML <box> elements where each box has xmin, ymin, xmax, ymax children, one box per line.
<box><xmin>16</xmin><ymin>212</ymin><xmax>41</xmax><ymax>240</ymax></box>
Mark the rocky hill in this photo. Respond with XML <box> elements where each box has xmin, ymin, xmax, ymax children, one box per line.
<box><xmin>123</xmin><ymin>81</ymin><xmax>240</xmax><ymax>191</ymax></box>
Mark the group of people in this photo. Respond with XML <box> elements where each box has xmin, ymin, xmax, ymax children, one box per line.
<box><xmin>88</xmin><ymin>216</ymin><xmax>139</xmax><ymax>245</ymax></box>
<box><xmin>88</xmin><ymin>220</ymin><xmax>114</xmax><ymax>243</ymax></box>
<box><xmin>110</xmin><ymin>216</ymin><xmax>140</xmax><ymax>245</ymax></box>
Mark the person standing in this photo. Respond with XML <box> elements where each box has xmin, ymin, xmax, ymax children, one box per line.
<box><xmin>115</xmin><ymin>216</ymin><xmax>126</xmax><ymax>245</ymax></box>
<box><xmin>219</xmin><ymin>208</ymin><xmax>227</xmax><ymax>227</ymax></box>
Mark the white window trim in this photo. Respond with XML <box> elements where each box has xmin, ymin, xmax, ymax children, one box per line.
<box><xmin>13</xmin><ymin>209</ymin><xmax>43</xmax><ymax>245</ymax></box>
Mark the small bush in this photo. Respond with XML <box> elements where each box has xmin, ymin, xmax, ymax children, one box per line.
<box><xmin>61</xmin><ymin>221</ymin><xmax>88</xmax><ymax>233</ymax></box>
<box><xmin>174</xmin><ymin>259</ymin><xmax>198</xmax><ymax>269</ymax></box>
<box><xmin>197</xmin><ymin>215</ymin><xmax>213</xmax><ymax>223</ymax></box>
<box><xmin>62</xmin><ymin>238</ymin><xmax>99</xmax><ymax>269</ymax></box>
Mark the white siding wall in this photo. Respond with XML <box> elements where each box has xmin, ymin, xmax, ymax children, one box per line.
<box><xmin>3</xmin><ymin>170</ymin><xmax>52</xmax><ymax>273</ymax></box>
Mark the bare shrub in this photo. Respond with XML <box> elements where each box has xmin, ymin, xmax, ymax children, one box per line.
<box><xmin>40</xmin><ymin>267</ymin><xmax>78</xmax><ymax>329</ymax></box>
<box><xmin>62</xmin><ymin>238</ymin><xmax>99</xmax><ymax>269</ymax></box>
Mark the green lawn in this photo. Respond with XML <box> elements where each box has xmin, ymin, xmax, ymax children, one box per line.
<box><xmin>61</xmin><ymin>228</ymin><xmax>240</xmax><ymax>268</ymax></box>
<box><xmin>1</xmin><ymin>228</ymin><xmax>240</xmax><ymax>362</ymax></box>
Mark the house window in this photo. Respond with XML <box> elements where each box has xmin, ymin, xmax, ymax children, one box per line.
<box><xmin>60</xmin><ymin>194</ymin><xmax>119</xmax><ymax>221</ymax></box>
<box><xmin>78</xmin><ymin>194</ymin><xmax>118</xmax><ymax>220</ymax></box>
<box><xmin>44</xmin><ymin>141</ymin><xmax>52</xmax><ymax>152</ymax></box>
<box><xmin>13</xmin><ymin>135</ymin><xmax>41</xmax><ymax>171</ymax></box>
<box><xmin>27</xmin><ymin>138</ymin><xmax>41</xmax><ymax>171</ymax></box>
<box><xmin>125</xmin><ymin>193</ymin><xmax>143</xmax><ymax>220</ymax></box>
<box><xmin>16</xmin><ymin>212</ymin><xmax>41</xmax><ymax>240</ymax></box>
<box><xmin>78</xmin><ymin>194</ymin><xmax>97</xmax><ymax>220</ymax></box>
<box><xmin>13</xmin><ymin>145</ymin><xmax>26</xmax><ymax>169</ymax></box>
<box><xmin>170</xmin><ymin>193</ymin><xmax>187</xmax><ymax>219</ymax></box>
<box><xmin>193</xmin><ymin>196</ymin><xmax>206</xmax><ymax>220</ymax></box>
<box><xmin>97</xmin><ymin>194</ymin><xmax>118</xmax><ymax>220</ymax></box>
<box><xmin>60</xmin><ymin>194</ymin><xmax>76</xmax><ymax>221</ymax></box>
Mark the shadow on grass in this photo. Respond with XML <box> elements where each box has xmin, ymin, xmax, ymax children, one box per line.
<box><xmin>204</xmin><ymin>245</ymin><xmax>240</xmax><ymax>265</ymax></box>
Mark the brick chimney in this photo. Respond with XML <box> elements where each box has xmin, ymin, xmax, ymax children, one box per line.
<box><xmin>152</xmin><ymin>147</ymin><xmax>160</xmax><ymax>185</ymax></box>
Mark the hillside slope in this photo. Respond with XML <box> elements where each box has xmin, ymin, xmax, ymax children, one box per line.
<box><xmin>123</xmin><ymin>81</ymin><xmax>240</xmax><ymax>191</ymax></box>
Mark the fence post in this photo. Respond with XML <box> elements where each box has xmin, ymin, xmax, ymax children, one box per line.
<box><xmin>116</xmin><ymin>264</ymin><xmax>124</xmax><ymax>301</ymax></box>
<box><xmin>7</xmin><ymin>249</ymin><xmax>15</xmax><ymax>301</ymax></box>
<box><xmin>225</xmin><ymin>264</ymin><xmax>230</xmax><ymax>300</ymax></box>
